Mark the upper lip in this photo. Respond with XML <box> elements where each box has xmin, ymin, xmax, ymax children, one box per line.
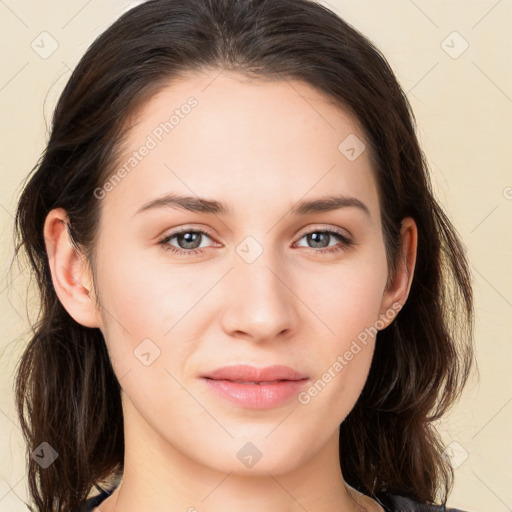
<box><xmin>201</xmin><ymin>364</ymin><xmax>308</xmax><ymax>382</ymax></box>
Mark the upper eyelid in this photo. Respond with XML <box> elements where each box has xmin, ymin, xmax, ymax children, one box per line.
<box><xmin>295</xmin><ymin>224</ymin><xmax>350</xmax><ymax>239</ymax></box>
<box><xmin>160</xmin><ymin>227</ymin><xmax>218</xmax><ymax>246</ymax></box>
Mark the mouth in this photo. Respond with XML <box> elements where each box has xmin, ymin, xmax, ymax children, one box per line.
<box><xmin>200</xmin><ymin>365</ymin><xmax>309</xmax><ymax>409</ymax></box>
<box><xmin>201</xmin><ymin>363</ymin><xmax>308</xmax><ymax>382</ymax></box>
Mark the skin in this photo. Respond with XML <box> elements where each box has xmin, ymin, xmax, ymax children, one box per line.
<box><xmin>44</xmin><ymin>69</ymin><xmax>417</xmax><ymax>512</ymax></box>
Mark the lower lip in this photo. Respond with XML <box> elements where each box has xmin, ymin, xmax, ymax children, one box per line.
<box><xmin>202</xmin><ymin>378</ymin><xmax>309</xmax><ymax>409</ymax></box>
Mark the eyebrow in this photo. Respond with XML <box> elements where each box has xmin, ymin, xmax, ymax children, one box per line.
<box><xmin>134</xmin><ymin>193</ymin><xmax>370</xmax><ymax>218</ymax></box>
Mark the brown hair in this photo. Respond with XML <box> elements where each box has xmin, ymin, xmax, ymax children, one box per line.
<box><xmin>13</xmin><ymin>0</ymin><xmax>474</xmax><ymax>510</ymax></box>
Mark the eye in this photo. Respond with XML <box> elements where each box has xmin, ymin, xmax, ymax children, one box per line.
<box><xmin>158</xmin><ymin>228</ymin><xmax>218</xmax><ymax>256</ymax></box>
<box><xmin>158</xmin><ymin>227</ymin><xmax>353</xmax><ymax>257</ymax></box>
<box><xmin>294</xmin><ymin>228</ymin><xmax>352</xmax><ymax>254</ymax></box>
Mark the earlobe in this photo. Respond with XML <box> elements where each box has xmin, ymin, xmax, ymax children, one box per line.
<box><xmin>43</xmin><ymin>208</ymin><xmax>101</xmax><ymax>328</ymax></box>
<box><xmin>378</xmin><ymin>217</ymin><xmax>418</xmax><ymax>329</ymax></box>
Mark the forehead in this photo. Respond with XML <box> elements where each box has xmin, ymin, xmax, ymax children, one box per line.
<box><xmin>102</xmin><ymin>69</ymin><xmax>378</xmax><ymax>218</ymax></box>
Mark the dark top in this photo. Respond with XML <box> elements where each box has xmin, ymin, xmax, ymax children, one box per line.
<box><xmin>77</xmin><ymin>484</ymin><xmax>471</xmax><ymax>512</ymax></box>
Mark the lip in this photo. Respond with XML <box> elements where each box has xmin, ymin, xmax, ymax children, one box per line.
<box><xmin>200</xmin><ymin>364</ymin><xmax>309</xmax><ymax>409</ymax></box>
<box><xmin>201</xmin><ymin>364</ymin><xmax>308</xmax><ymax>382</ymax></box>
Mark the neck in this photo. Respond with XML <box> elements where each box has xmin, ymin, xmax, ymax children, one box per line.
<box><xmin>100</xmin><ymin>392</ymin><xmax>379</xmax><ymax>512</ymax></box>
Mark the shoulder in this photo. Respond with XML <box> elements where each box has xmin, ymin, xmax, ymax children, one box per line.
<box><xmin>377</xmin><ymin>492</ymin><xmax>471</xmax><ymax>512</ymax></box>
<box><xmin>78</xmin><ymin>486</ymin><xmax>472</xmax><ymax>512</ymax></box>
<box><xmin>76</xmin><ymin>485</ymin><xmax>116</xmax><ymax>512</ymax></box>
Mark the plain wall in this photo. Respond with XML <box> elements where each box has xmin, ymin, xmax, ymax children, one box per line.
<box><xmin>1</xmin><ymin>1</ymin><xmax>511</xmax><ymax>510</ymax></box>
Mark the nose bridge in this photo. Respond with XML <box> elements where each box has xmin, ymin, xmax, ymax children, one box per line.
<box><xmin>219</xmin><ymin>238</ymin><xmax>298</xmax><ymax>340</ymax></box>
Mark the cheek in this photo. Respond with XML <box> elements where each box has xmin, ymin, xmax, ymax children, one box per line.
<box><xmin>293</xmin><ymin>250</ymin><xmax>388</xmax><ymax>409</ymax></box>
<box><xmin>299</xmin><ymin>249</ymin><xmax>388</xmax><ymax>344</ymax></box>
<box><xmin>92</xmin><ymin>241</ymin><xmax>186</xmax><ymax>375</ymax></box>
<box><xmin>95</xmin><ymin>237</ymin><xmax>207</xmax><ymax>335</ymax></box>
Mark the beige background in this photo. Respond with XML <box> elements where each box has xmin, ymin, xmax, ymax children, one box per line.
<box><xmin>1</xmin><ymin>1</ymin><xmax>511</xmax><ymax>510</ymax></box>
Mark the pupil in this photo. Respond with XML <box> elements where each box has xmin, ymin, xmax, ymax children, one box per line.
<box><xmin>308</xmin><ymin>232</ymin><xmax>329</xmax><ymax>248</ymax></box>
<box><xmin>179</xmin><ymin>232</ymin><xmax>201</xmax><ymax>249</ymax></box>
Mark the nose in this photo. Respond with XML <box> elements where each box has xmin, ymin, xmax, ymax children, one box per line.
<box><xmin>218</xmin><ymin>251</ymin><xmax>299</xmax><ymax>342</ymax></box>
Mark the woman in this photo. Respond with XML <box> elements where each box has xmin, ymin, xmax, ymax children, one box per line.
<box><xmin>14</xmin><ymin>0</ymin><xmax>474</xmax><ymax>511</ymax></box>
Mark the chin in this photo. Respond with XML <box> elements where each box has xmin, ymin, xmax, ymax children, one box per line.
<box><xmin>213</xmin><ymin>437</ymin><xmax>311</xmax><ymax>476</ymax></box>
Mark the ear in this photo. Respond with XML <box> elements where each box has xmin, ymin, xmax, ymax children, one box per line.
<box><xmin>43</xmin><ymin>208</ymin><xmax>102</xmax><ymax>328</ymax></box>
<box><xmin>378</xmin><ymin>217</ymin><xmax>418</xmax><ymax>329</ymax></box>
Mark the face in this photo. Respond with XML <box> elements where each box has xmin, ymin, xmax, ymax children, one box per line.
<box><xmin>67</xmin><ymin>70</ymin><xmax>409</xmax><ymax>476</ymax></box>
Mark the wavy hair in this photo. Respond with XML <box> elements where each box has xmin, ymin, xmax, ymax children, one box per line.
<box><xmin>13</xmin><ymin>0</ymin><xmax>474</xmax><ymax>510</ymax></box>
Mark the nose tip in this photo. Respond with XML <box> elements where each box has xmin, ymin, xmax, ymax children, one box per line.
<box><xmin>218</xmin><ymin>258</ymin><xmax>298</xmax><ymax>342</ymax></box>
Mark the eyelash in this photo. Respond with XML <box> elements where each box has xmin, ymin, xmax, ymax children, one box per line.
<box><xmin>157</xmin><ymin>227</ymin><xmax>353</xmax><ymax>257</ymax></box>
